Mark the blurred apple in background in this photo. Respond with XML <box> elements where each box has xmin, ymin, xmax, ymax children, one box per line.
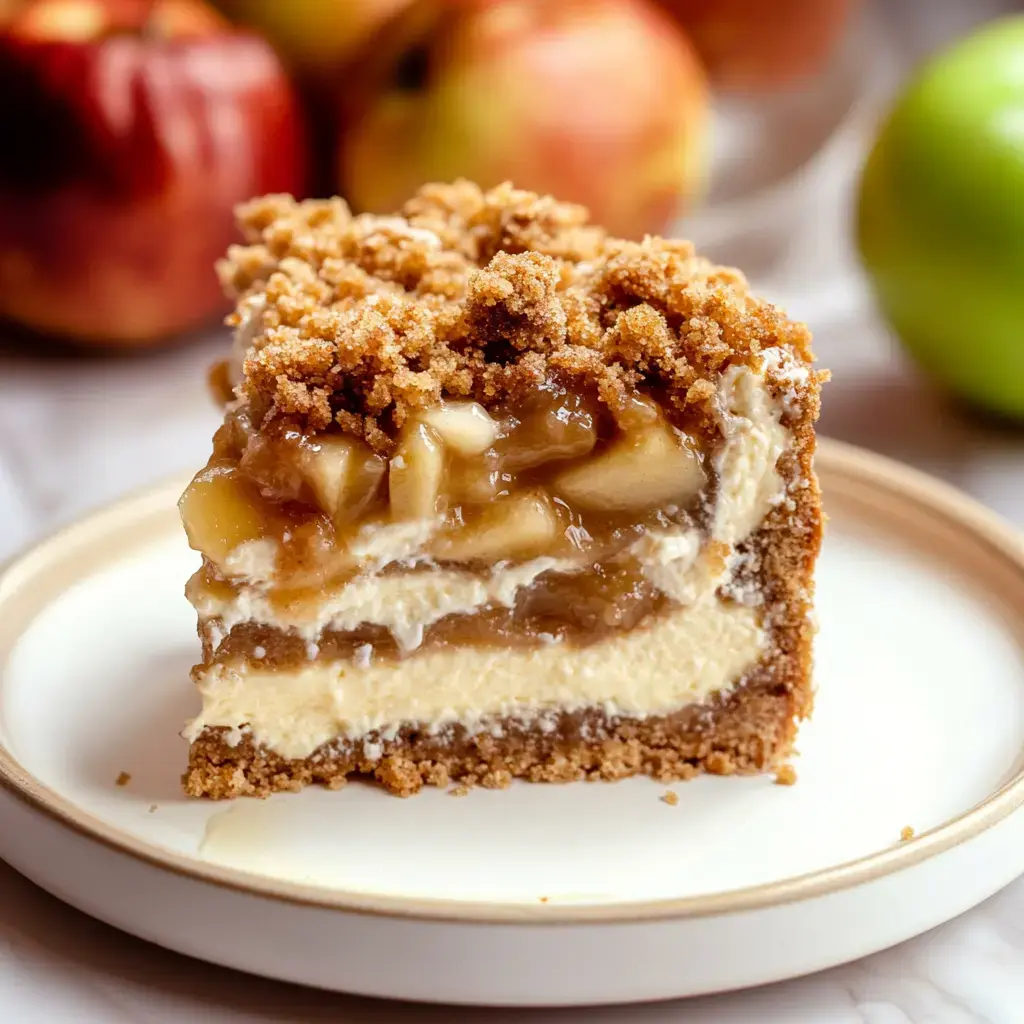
<box><xmin>0</xmin><ymin>0</ymin><xmax>307</xmax><ymax>348</ymax></box>
<box><xmin>337</xmin><ymin>0</ymin><xmax>709</xmax><ymax>239</ymax></box>
<box><xmin>209</xmin><ymin>0</ymin><xmax>416</xmax><ymax>196</ymax></box>
<box><xmin>0</xmin><ymin>0</ymin><xmax>25</xmax><ymax>25</ymax></box>
<box><xmin>857</xmin><ymin>15</ymin><xmax>1024</xmax><ymax>420</ymax></box>
<box><xmin>655</xmin><ymin>0</ymin><xmax>856</xmax><ymax>92</ymax></box>
<box><xmin>212</xmin><ymin>0</ymin><xmax>413</xmax><ymax>81</ymax></box>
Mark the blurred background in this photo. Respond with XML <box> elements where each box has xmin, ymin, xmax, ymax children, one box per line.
<box><xmin>0</xmin><ymin>0</ymin><xmax>1022</xmax><ymax>559</ymax></box>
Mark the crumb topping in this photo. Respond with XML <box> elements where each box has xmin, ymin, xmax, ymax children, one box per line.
<box><xmin>217</xmin><ymin>180</ymin><xmax>816</xmax><ymax>451</ymax></box>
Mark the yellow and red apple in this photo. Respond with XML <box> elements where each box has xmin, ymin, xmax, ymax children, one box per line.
<box><xmin>0</xmin><ymin>0</ymin><xmax>307</xmax><ymax>347</ymax></box>
<box><xmin>337</xmin><ymin>0</ymin><xmax>709</xmax><ymax>240</ymax></box>
<box><xmin>655</xmin><ymin>0</ymin><xmax>857</xmax><ymax>92</ymax></box>
<box><xmin>0</xmin><ymin>0</ymin><xmax>26</xmax><ymax>25</ymax></box>
<box><xmin>212</xmin><ymin>0</ymin><xmax>413</xmax><ymax>80</ymax></box>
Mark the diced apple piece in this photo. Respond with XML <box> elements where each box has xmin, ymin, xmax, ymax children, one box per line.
<box><xmin>553</xmin><ymin>423</ymin><xmax>705</xmax><ymax>512</ymax></box>
<box><xmin>446</xmin><ymin>448</ymin><xmax>503</xmax><ymax>504</ymax></box>
<box><xmin>238</xmin><ymin>429</ymin><xmax>307</xmax><ymax>503</ymax></box>
<box><xmin>178</xmin><ymin>464</ymin><xmax>266</xmax><ymax>566</ymax></box>
<box><xmin>431</xmin><ymin>492</ymin><xmax>560</xmax><ymax>563</ymax></box>
<box><xmin>211</xmin><ymin>405</ymin><xmax>255</xmax><ymax>460</ymax></box>
<box><xmin>500</xmin><ymin>390</ymin><xmax>597</xmax><ymax>472</ymax></box>
<box><xmin>278</xmin><ymin>516</ymin><xmax>355</xmax><ymax>589</ymax></box>
<box><xmin>296</xmin><ymin>436</ymin><xmax>386</xmax><ymax>526</ymax></box>
<box><xmin>612</xmin><ymin>391</ymin><xmax>661</xmax><ymax>431</ymax></box>
<box><xmin>421</xmin><ymin>401</ymin><xmax>498</xmax><ymax>456</ymax></box>
<box><xmin>389</xmin><ymin>423</ymin><xmax>445</xmax><ymax>520</ymax></box>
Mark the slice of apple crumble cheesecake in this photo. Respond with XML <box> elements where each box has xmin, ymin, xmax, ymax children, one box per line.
<box><xmin>179</xmin><ymin>180</ymin><xmax>826</xmax><ymax>798</ymax></box>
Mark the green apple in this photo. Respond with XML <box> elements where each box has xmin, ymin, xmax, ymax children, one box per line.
<box><xmin>857</xmin><ymin>15</ymin><xmax>1024</xmax><ymax>419</ymax></box>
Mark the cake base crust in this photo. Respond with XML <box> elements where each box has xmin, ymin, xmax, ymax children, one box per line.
<box><xmin>183</xmin><ymin>678</ymin><xmax>807</xmax><ymax>799</ymax></box>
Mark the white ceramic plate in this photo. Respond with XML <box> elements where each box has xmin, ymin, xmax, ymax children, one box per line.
<box><xmin>2</xmin><ymin>439</ymin><xmax>1024</xmax><ymax>1007</ymax></box>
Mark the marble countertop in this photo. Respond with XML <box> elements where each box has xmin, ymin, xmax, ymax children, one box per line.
<box><xmin>3</xmin><ymin>3</ymin><xmax>1024</xmax><ymax>1019</ymax></box>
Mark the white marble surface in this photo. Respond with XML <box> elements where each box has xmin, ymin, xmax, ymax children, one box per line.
<box><xmin>3</xmin><ymin>2</ymin><xmax>1024</xmax><ymax>1019</ymax></box>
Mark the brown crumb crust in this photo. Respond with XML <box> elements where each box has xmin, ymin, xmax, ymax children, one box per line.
<box><xmin>218</xmin><ymin>180</ymin><xmax>819</xmax><ymax>452</ymax></box>
<box><xmin>184</xmin><ymin>679</ymin><xmax>801</xmax><ymax>799</ymax></box>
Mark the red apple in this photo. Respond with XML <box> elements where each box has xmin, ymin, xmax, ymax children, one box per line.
<box><xmin>338</xmin><ymin>0</ymin><xmax>709</xmax><ymax>240</ymax></box>
<box><xmin>0</xmin><ymin>0</ymin><xmax>307</xmax><ymax>347</ymax></box>
<box><xmin>655</xmin><ymin>0</ymin><xmax>857</xmax><ymax>92</ymax></box>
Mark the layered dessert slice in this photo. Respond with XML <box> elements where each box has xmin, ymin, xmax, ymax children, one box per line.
<box><xmin>180</xmin><ymin>181</ymin><xmax>826</xmax><ymax>799</ymax></box>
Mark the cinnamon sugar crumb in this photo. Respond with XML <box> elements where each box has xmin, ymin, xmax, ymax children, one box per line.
<box><xmin>900</xmin><ymin>825</ymin><xmax>915</xmax><ymax>842</ymax></box>
<box><xmin>661</xmin><ymin>789</ymin><xmax>679</xmax><ymax>806</ymax></box>
<box><xmin>115</xmin><ymin>771</ymin><xmax>131</xmax><ymax>787</ymax></box>
<box><xmin>218</xmin><ymin>180</ymin><xmax>816</xmax><ymax>451</ymax></box>
<box><xmin>774</xmin><ymin>764</ymin><xmax>798</xmax><ymax>786</ymax></box>
<box><xmin>449</xmin><ymin>784</ymin><xmax>470</xmax><ymax>798</ymax></box>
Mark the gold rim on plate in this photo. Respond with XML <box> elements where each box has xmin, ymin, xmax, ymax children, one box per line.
<box><xmin>1</xmin><ymin>438</ymin><xmax>1023</xmax><ymax>924</ymax></box>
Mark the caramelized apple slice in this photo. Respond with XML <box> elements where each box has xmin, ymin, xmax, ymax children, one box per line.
<box><xmin>389</xmin><ymin>422</ymin><xmax>445</xmax><ymax>520</ymax></box>
<box><xmin>179</xmin><ymin>464</ymin><xmax>266</xmax><ymax>566</ymax></box>
<box><xmin>296</xmin><ymin>436</ymin><xmax>386</xmax><ymax>527</ymax></box>
<box><xmin>421</xmin><ymin>401</ymin><xmax>498</xmax><ymax>456</ymax></box>
<box><xmin>553</xmin><ymin>422</ymin><xmax>705</xmax><ymax>512</ymax></box>
<box><xmin>431</xmin><ymin>492</ymin><xmax>560</xmax><ymax>563</ymax></box>
<box><xmin>499</xmin><ymin>390</ymin><xmax>597</xmax><ymax>472</ymax></box>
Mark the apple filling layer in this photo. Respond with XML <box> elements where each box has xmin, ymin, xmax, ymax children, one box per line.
<box><xmin>182</xmin><ymin>371</ymin><xmax>716</xmax><ymax>644</ymax></box>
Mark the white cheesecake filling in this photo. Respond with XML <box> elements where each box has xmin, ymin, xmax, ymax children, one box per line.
<box><xmin>196</xmin><ymin>556</ymin><xmax>575</xmax><ymax>654</ymax></box>
<box><xmin>714</xmin><ymin>359</ymin><xmax>790</xmax><ymax>546</ymax></box>
<box><xmin>186</xmin><ymin>359</ymin><xmax>796</xmax><ymax>753</ymax></box>
<box><xmin>184</xmin><ymin>593</ymin><xmax>764</xmax><ymax>758</ymax></box>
